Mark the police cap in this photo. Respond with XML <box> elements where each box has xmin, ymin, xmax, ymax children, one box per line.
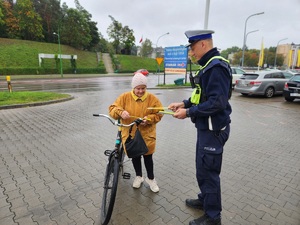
<box><xmin>185</xmin><ymin>30</ymin><xmax>215</xmax><ymax>47</ymax></box>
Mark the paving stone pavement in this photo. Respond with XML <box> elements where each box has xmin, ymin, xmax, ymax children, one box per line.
<box><xmin>0</xmin><ymin>88</ymin><xmax>299</xmax><ymax>225</ymax></box>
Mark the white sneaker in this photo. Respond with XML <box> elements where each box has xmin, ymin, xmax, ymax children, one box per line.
<box><xmin>145</xmin><ymin>177</ymin><xmax>159</xmax><ymax>193</ymax></box>
<box><xmin>132</xmin><ymin>176</ymin><xmax>144</xmax><ymax>188</ymax></box>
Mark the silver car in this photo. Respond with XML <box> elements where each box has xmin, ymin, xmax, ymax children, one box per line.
<box><xmin>235</xmin><ymin>70</ymin><xmax>294</xmax><ymax>98</ymax></box>
<box><xmin>231</xmin><ymin>67</ymin><xmax>245</xmax><ymax>87</ymax></box>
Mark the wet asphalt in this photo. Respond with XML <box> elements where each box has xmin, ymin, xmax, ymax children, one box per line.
<box><xmin>0</xmin><ymin>75</ymin><xmax>299</xmax><ymax>225</ymax></box>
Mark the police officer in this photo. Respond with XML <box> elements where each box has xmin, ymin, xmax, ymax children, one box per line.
<box><xmin>168</xmin><ymin>30</ymin><xmax>232</xmax><ymax>225</ymax></box>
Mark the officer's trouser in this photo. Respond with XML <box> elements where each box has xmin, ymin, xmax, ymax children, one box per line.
<box><xmin>196</xmin><ymin>125</ymin><xmax>230</xmax><ymax>219</ymax></box>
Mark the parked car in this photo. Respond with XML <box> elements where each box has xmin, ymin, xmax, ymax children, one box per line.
<box><xmin>235</xmin><ymin>70</ymin><xmax>294</xmax><ymax>98</ymax></box>
<box><xmin>231</xmin><ymin>67</ymin><xmax>245</xmax><ymax>87</ymax></box>
<box><xmin>283</xmin><ymin>74</ymin><xmax>300</xmax><ymax>102</ymax></box>
<box><xmin>283</xmin><ymin>69</ymin><xmax>300</xmax><ymax>75</ymax></box>
<box><xmin>282</xmin><ymin>71</ymin><xmax>294</xmax><ymax>79</ymax></box>
<box><xmin>134</xmin><ymin>69</ymin><xmax>149</xmax><ymax>76</ymax></box>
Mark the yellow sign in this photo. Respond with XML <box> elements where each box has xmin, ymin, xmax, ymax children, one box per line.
<box><xmin>6</xmin><ymin>76</ymin><xmax>11</xmax><ymax>82</ymax></box>
<box><xmin>156</xmin><ymin>57</ymin><xmax>164</xmax><ymax>65</ymax></box>
<box><xmin>165</xmin><ymin>68</ymin><xmax>186</xmax><ymax>74</ymax></box>
<box><xmin>297</xmin><ymin>50</ymin><xmax>300</xmax><ymax>67</ymax></box>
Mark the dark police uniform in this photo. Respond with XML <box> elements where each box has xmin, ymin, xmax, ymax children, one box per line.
<box><xmin>183</xmin><ymin>46</ymin><xmax>232</xmax><ymax>220</ymax></box>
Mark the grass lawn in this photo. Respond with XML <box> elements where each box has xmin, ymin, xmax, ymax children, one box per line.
<box><xmin>0</xmin><ymin>91</ymin><xmax>71</xmax><ymax>106</ymax></box>
<box><xmin>0</xmin><ymin>38</ymin><xmax>199</xmax><ymax>76</ymax></box>
<box><xmin>0</xmin><ymin>38</ymin><xmax>105</xmax><ymax>75</ymax></box>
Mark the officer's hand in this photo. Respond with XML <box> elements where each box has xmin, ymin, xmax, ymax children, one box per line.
<box><xmin>173</xmin><ymin>108</ymin><xmax>187</xmax><ymax>119</ymax></box>
<box><xmin>168</xmin><ymin>102</ymin><xmax>184</xmax><ymax>112</ymax></box>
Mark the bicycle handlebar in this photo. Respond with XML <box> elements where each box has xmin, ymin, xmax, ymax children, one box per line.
<box><xmin>93</xmin><ymin>114</ymin><xmax>143</xmax><ymax>127</ymax></box>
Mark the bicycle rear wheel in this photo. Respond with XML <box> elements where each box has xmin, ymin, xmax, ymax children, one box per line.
<box><xmin>101</xmin><ymin>155</ymin><xmax>120</xmax><ymax>225</ymax></box>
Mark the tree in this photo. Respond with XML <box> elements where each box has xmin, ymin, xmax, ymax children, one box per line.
<box><xmin>139</xmin><ymin>38</ymin><xmax>153</xmax><ymax>57</ymax></box>
<box><xmin>33</xmin><ymin>0</ymin><xmax>62</xmax><ymax>43</ymax></box>
<box><xmin>86</xmin><ymin>20</ymin><xmax>101</xmax><ymax>51</ymax></box>
<box><xmin>221</xmin><ymin>46</ymin><xmax>287</xmax><ymax>68</ymax></box>
<box><xmin>232</xmin><ymin>51</ymin><xmax>243</xmax><ymax>66</ymax></box>
<box><xmin>121</xmin><ymin>25</ymin><xmax>135</xmax><ymax>55</ymax></box>
<box><xmin>265</xmin><ymin>47</ymin><xmax>284</xmax><ymax>68</ymax></box>
<box><xmin>0</xmin><ymin>1</ymin><xmax>4</xmax><ymax>25</ymax></box>
<box><xmin>0</xmin><ymin>1</ymin><xmax>7</xmax><ymax>36</ymax></box>
<box><xmin>249</xmin><ymin>50</ymin><xmax>259</xmax><ymax>67</ymax></box>
<box><xmin>220</xmin><ymin>46</ymin><xmax>241</xmax><ymax>59</ymax></box>
<box><xmin>74</xmin><ymin>0</ymin><xmax>100</xmax><ymax>51</ymax></box>
<box><xmin>1</xmin><ymin>0</ymin><xmax>19</xmax><ymax>38</ymax></box>
<box><xmin>107</xmin><ymin>15</ymin><xmax>123</xmax><ymax>54</ymax></box>
<box><xmin>15</xmin><ymin>0</ymin><xmax>44</xmax><ymax>40</ymax></box>
<box><xmin>268</xmin><ymin>46</ymin><xmax>276</xmax><ymax>53</ymax></box>
<box><xmin>231</xmin><ymin>49</ymin><xmax>258</xmax><ymax>67</ymax></box>
<box><xmin>274</xmin><ymin>54</ymin><xmax>284</xmax><ymax>67</ymax></box>
<box><xmin>94</xmin><ymin>35</ymin><xmax>109</xmax><ymax>53</ymax></box>
<box><xmin>60</xmin><ymin>7</ymin><xmax>91</xmax><ymax>49</ymax></box>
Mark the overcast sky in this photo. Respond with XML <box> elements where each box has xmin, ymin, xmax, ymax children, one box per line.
<box><xmin>63</xmin><ymin>0</ymin><xmax>300</xmax><ymax>51</ymax></box>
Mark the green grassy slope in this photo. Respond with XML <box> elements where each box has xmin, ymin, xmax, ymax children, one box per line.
<box><xmin>115</xmin><ymin>54</ymin><xmax>198</xmax><ymax>73</ymax></box>
<box><xmin>0</xmin><ymin>38</ymin><xmax>104</xmax><ymax>75</ymax></box>
<box><xmin>115</xmin><ymin>54</ymin><xmax>161</xmax><ymax>73</ymax></box>
<box><xmin>0</xmin><ymin>38</ymin><xmax>197</xmax><ymax>76</ymax></box>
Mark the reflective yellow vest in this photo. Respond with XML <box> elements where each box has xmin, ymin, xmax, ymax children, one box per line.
<box><xmin>190</xmin><ymin>56</ymin><xmax>230</xmax><ymax>104</ymax></box>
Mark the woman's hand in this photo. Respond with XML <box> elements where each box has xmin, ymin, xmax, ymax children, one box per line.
<box><xmin>121</xmin><ymin>110</ymin><xmax>130</xmax><ymax>119</ymax></box>
<box><xmin>140</xmin><ymin>116</ymin><xmax>149</xmax><ymax>126</ymax></box>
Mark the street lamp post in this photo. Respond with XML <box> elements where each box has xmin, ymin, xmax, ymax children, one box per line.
<box><xmin>241</xmin><ymin>12</ymin><xmax>264</xmax><ymax>68</ymax></box>
<box><xmin>274</xmin><ymin>38</ymin><xmax>288</xmax><ymax>69</ymax></box>
<box><xmin>53</xmin><ymin>31</ymin><xmax>63</xmax><ymax>78</ymax></box>
<box><xmin>155</xmin><ymin>32</ymin><xmax>169</xmax><ymax>75</ymax></box>
<box><xmin>154</xmin><ymin>32</ymin><xmax>169</xmax><ymax>85</ymax></box>
<box><xmin>242</xmin><ymin>29</ymin><xmax>259</xmax><ymax>65</ymax></box>
<box><xmin>204</xmin><ymin>0</ymin><xmax>210</xmax><ymax>29</ymax></box>
<box><xmin>245</xmin><ymin>29</ymin><xmax>259</xmax><ymax>44</ymax></box>
<box><xmin>155</xmin><ymin>32</ymin><xmax>169</xmax><ymax>58</ymax></box>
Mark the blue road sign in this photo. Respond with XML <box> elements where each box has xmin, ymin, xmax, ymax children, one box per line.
<box><xmin>164</xmin><ymin>46</ymin><xmax>188</xmax><ymax>74</ymax></box>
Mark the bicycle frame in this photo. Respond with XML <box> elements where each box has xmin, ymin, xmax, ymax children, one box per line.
<box><xmin>104</xmin><ymin>120</ymin><xmax>130</xmax><ymax>179</ymax></box>
<box><xmin>93</xmin><ymin>114</ymin><xmax>143</xmax><ymax>225</ymax></box>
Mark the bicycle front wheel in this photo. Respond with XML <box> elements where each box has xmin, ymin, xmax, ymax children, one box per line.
<box><xmin>101</xmin><ymin>155</ymin><xmax>120</xmax><ymax>225</ymax></box>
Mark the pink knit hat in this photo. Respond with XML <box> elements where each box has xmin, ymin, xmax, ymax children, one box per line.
<box><xmin>131</xmin><ymin>73</ymin><xmax>147</xmax><ymax>88</ymax></box>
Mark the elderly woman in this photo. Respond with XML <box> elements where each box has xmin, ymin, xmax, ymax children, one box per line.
<box><xmin>109</xmin><ymin>73</ymin><xmax>163</xmax><ymax>192</ymax></box>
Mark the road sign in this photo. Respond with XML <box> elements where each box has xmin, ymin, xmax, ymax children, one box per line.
<box><xmin>164</xmin><ymin>46</ymin><xmax>188</xmax><ymax>74</ymax></box>
<box><xmin>156</xmin><ymin>57</ymin><xmax>164</xmax><ymax>65</ymax></box>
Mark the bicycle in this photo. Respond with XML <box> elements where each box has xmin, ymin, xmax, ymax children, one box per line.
<box><xmin>93</xmin><ymin>113</ymin><xmax>143</xmax><ymax>225</ymax></box>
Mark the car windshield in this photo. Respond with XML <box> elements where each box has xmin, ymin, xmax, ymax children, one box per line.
<box><xmin>235</xmin><ymin>68</ymin><xmax>245</xmax><ymax>74</ymax></box>
<box><xmin>291</xmin><ymin>74</ymin><xmax>300</xmax><ymax>82</ymax></box>
<box><xmin>282</xmin><ymin>72</ymin><xmax>293</xmax><ymax>79</ymax></box>
<box><xmin>240</xmin><ymin>74</ymin><xmax>258</xmax><ymax>80</ymax></box>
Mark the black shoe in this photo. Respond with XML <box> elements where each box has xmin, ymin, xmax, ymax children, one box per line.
<box><xmin>189</xmin><ymin>214</ymin><xmax>221</xmax><ymax>225</ymax></box>
<box><xmin>185</xmin><ymin>198</ymin><xmax>203</xmax><ymax>209</ymax></box>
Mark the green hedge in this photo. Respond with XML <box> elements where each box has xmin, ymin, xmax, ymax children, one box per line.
<box><xmin>0</xmin><ymin>68</ymin><xmax>40</xmax><ymax>75</ymax></box>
